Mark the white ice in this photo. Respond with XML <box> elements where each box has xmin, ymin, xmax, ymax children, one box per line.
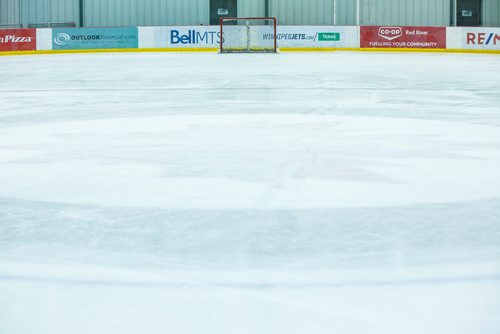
<box><xmin>0</xmin><ymin>52</ymin><xmax>500</xmax><ymax>334</ymax></box>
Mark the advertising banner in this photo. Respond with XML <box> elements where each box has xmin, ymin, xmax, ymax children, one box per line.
<box><xmin>361</xmin><ymin>26</ymin><xmax>446</xmax><ymax>49</ymax></box>
<box><xmin>461</xmin><ymin>28</ymin><xmax>500</xmax><ymax>50</ymax></box>
<box><xmin>269</xmin><ymin>26</ymin><xmax>356</xmax><ymax>48</ymax></box>
<box><xmin>143</xmin><ymin>26</ymin><xmax>358</xmax><ymax>49</ymax></box>
<box><xmin>0</xmin><ymin>29</ymin><xmax>36</xmax><ymax>52</ymax></box>
<box><xmin>52</xmin><ymin>27</ymin><xmax>138</xmax><ymax>50</ymax></box>
<box><xmin>166</xmin><ymin>26</ymin><xmax>222</xmax><ymax>48</ymax></box>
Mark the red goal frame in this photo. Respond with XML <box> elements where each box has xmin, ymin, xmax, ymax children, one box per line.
<box><xmin>219</xmin><ymin>17</ymin><xmax>278</xmax><ymax>53</ymax></box>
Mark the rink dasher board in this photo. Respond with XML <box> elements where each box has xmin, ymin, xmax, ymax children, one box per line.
<box><xmin>1</xmin><ymin>26</ymin><xmax>499</xmax><ymax>55</ymax></box>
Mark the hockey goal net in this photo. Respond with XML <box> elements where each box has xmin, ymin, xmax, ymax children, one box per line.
<box><xmin>219</xmin><ymin>17</ymin><xmax>277</xmax><ymax>53</ymax></box>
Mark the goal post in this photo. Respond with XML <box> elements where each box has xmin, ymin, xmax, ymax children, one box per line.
<box><xmin>219</xmin><ymin>17</ymin><xmax>278</xmax><ymax>53</ymax></box>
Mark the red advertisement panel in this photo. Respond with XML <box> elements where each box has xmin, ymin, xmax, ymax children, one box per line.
<box><xmin>0</xmin><ymin>29</ymin><xmax>37</xmax><ymax>51</ymax></box>
<box><xmin>361</xmin><ymin>26</ymin><xmax>446</xmax><ymax>49</ymax></box>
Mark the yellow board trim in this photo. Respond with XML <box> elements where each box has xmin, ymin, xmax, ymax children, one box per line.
<box><xmin>280</xmin><ymin>47</ymin><xmax>500</xmax><ymax>54</ymax></box>
<box><xmin>1</xmin><ymin>47</ymin><xmax>499</xmax><ymax>56</ymax></box>
<box><xmin>0</xmin><ymin>48</ymin><xmax>219</xmax><ymax>56</ymax></box>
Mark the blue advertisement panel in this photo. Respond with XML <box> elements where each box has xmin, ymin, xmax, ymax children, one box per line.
<box><xmin>52</xmin><ymin>27</ymin><xmax>138</xmax><ymax>50</ymax></box>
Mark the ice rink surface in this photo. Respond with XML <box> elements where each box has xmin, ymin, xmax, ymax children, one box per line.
<box><xmin>1</xmin><ymin>52</ymin><xmax>500</xmax><ymax>333</ymax></box>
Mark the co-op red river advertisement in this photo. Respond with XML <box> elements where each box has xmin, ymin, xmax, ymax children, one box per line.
<box><xmin>0</xmin><ymin>29</ymin><xmax>37</xmax><ymax>51</ymax></box>
<box><xmin>361</xmin><ymin>26</ymin><xmax>446</xmax><ymax>49</ymax></box>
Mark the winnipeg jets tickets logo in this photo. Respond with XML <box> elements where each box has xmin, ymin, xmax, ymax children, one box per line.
<box><xmin>378</xmin><ymin>27</ymin><xmax>403</xmax><ymax>41</ymax></box>
<box><xmin>54</xmin><ymin>33</ymin><xmax>71</xmax><ymax>46</ymax></box>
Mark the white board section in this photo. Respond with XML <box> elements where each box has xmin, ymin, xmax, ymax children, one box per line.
<box><xmin>36</xmin><ymin>28</ymin><xmax>52</xmax><ymax>51</ymax></box>
<box><xmin>138</xmin><ymin>26</ymin><xmax>168</xmax><ymax>49</ymax></box>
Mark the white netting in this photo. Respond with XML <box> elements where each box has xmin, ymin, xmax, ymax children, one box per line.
<box><xmin>221</xmin><ymin>19</ymin><xmax>276</xmax><ymax>53</ymax></box>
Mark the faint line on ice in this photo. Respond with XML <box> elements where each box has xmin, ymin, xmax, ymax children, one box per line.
<box><xmin>0</xmin><ymin>87</ymin><xmax>491</xmax><ymax>93</ymax></box>
<box><xmin>1</xmin><ymin>273</ymin><xmax>499</xmax><ymax>290</ymax></box>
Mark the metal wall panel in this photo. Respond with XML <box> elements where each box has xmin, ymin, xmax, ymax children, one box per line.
<box><xmin>49</xmin><ymin>0</ymin><xmax>79</xmax><ymax>25</ymax></box>
<box><xmin>359</xmin><ymin>0</ymin><xmax>450</xmax><ymax>26</ymax></box>
<box><xmin>483</xmin><ymin>0</ymin><xmax>500</xmax><ymax>26</ymax></box>
<box><xmin>238</xmin><ymin>0</ymin><xmax>265</xmax><ymax>18</ymax></box>
<box><xmin>20</xmin><ymin>0</ymin><xmax>79</xmax><ymax>26</ymax></box>
<box><xmin>0</xmin><ymin>0</ymin><xmax>20</xmax><ymax>26</ymax></box>
<box><xmin>84</xmin><ymin>0</ymin><xmax>209</xmax><ymax>27</ymax></box>
<box><xmin>28</xmin><ymin>0</ymin><xmax>48</xmax><ymax>24</ymax></box>
<box><xmin>335</xmin><ymin>0</ymin><xmax>356</xmax><ymax>25</ymax></box>
<box><xmin>270</xmin><ymin>0</ymin><xmax>333</xmax><ymax>25</ymax></box>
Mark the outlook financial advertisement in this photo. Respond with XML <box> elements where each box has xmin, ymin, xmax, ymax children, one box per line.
<box><xmin>52</xmin><ymin>27</ymin><xmax>138</xmax><ymax>50</ymax></box>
